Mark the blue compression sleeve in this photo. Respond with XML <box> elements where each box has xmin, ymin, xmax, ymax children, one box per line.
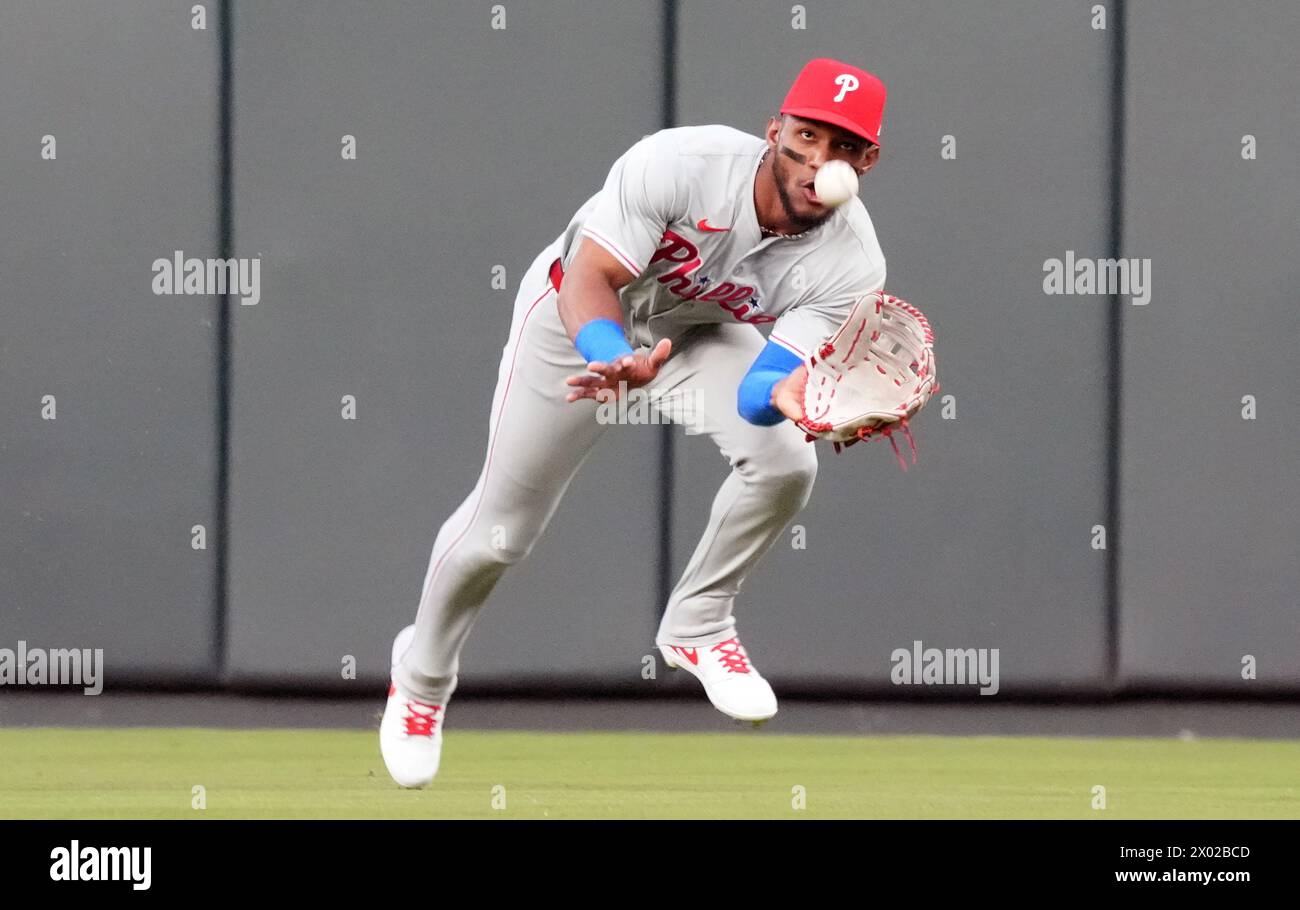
<box><xmin>573</xmin><ymin>318</ymin><xmax>635</xmax><ymax>364</ymax></box>
<box><xmin>737</xmin><ymin>339</ymin><xmax>803</xmax><ymax>426</ymax></box>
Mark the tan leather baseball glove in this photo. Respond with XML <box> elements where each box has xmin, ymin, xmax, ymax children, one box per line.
<box><xmin>796</xmin><ymin>291</ymin><xmax>939</xmax><ymax>469</ymax></box>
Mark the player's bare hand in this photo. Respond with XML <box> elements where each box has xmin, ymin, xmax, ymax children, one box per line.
<box><xmin>565</xmin><ymin>339</ymin><xmax>672</xmax><ymax>403</ymax></box>
<box><xmin>770</xmin><ymin>364</ymin><xmax>809</xmax><ymax>422</ymax></box>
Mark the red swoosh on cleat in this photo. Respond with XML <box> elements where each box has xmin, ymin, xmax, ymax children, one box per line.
<box><xmin>670</xmin><ymin>646</ymin><xmax>699</xmax><ymax>665</ymax></box>
<box><xmin>696</xmin><ymin>219</ymin><xmax>731</xmax><ymax>233</ymax></box>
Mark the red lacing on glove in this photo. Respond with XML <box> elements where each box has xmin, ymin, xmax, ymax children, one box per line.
<box><xmin>830</xmin><ymin>417</ymin><xmax>919</xmax><ymax>471</ymax></box>
<box><xmin>402</xmin><ymin>702</ymin><xmax>442</xmax><ymax>737</ymax></box>
<box><xmin>710</xmin><ymin>638</ymin><xmax>752</xmax><ymax>675</ymax></box>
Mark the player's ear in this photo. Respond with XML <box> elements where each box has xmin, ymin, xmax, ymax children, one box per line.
<box><xmin>765</xmin><ymin>115</ymin><xmax>783</xmax><ymax>148</ymax></box>
<box><xmin>858</xmin><ymin>144</ymin><xmax>881</xmax><ymax>175</ymax></box>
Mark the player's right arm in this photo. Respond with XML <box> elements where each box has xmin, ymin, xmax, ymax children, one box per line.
<box><xmin>559</xmin><ymin>238</ymin><xmax>672</xmax><ymax>402</ymax></box>
<box><xmin>559</xmin><ymin>133</ymin><xmax>684</xmax><ymax>402</ymax></box>
<box><xmin>556</xmin><ymin>237</ymin><xmax>634</xmax><ymax>339</ymax></box>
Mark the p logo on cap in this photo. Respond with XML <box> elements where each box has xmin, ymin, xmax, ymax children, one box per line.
<box><xmin>781</xmin><ymin>57</ymin><xmax>887</xmax><ymax>146</ymax></box>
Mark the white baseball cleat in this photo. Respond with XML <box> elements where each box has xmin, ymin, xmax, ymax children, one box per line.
<box><xmin>657</xmin><ymin>635</ymin><xmax>778</xmax><ymax>724</ymax></box>
<box><xmin>381</xmin><ymin>625</ymin><xmax>444</xmax><ymax>788</ymax></box>
<box><xmin>380</xmin><ymin>680</ymin><xmax>445</xmax><ymax>788</ymax></box>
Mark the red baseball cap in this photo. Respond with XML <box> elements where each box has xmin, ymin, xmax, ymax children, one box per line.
<box><xmin>780</xmin><ymin>57</ymin><xmax>887</xmax><ymax>146</ymax></box>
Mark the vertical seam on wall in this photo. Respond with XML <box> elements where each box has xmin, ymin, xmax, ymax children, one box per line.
<box><xmin>1104</xmin><ymin>0</ymin><xmax>1127</xmax><ymax>693</ymax></box>
<box><xmin>655</xmin><ymin>0</ymin><xmax>678</xmax><ymax>618</ymax></box>
<box><xmin>215</xmin><ymin>0</ymin><xmax>234</xmax><ymax>681</ymax></box>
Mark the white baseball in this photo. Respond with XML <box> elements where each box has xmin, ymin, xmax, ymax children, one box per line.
<box><xmin>813</xmin><ymin>160</ymin><xmax>859</xmax><ymax>207</ymax></box>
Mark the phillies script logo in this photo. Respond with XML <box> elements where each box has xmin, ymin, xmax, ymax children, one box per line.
<box><xmin>648</xmin><ymin>230</ymin><xmax>775</xmax><ymax>325</ymax></box>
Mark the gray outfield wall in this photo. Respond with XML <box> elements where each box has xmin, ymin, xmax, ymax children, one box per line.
<box><xmin>1</xmin><ymin>0</ymin><xmax>223</xmax><ymax>684</ymax></box>
<box><xmin>1</xmin><ymin>1</ymin><xmax>1295</xmax><ymax>696</ymax></box>
<box><xmin>1116</xmin><ymin>0</ymin><xmax>1299</xmax><ymax>690</ymax></box>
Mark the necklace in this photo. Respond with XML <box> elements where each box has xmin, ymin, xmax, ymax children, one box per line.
<box><xmin>760</xmin><ymin>224</ymin><xmax>810</xmax><ymax>240</ymax></box>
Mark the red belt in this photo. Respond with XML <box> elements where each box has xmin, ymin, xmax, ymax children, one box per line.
<box><xmin>548</xmin><ymin>257</ymin><xmax>565</xmax><ymax>292</ymax></box>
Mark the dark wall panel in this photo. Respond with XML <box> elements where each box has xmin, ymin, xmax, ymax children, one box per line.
<box><xmin>226</xmin><ymin>1</ymin><xmax>666</xmax><ymax>687</ymax></box>
<box><xmin>672</xmin><ymin>0</ymin><xmax>1114</xmax><ymax>691</ymax></box>
<box><xmin>0</xmin><ymin>1</ymin><xmax>222</xmax><ymax>681</ymax></box>
<box><xmin>1118</xmin><ymin>0</ymin><xmax>1300</xmax><ymax>689</ymax></box>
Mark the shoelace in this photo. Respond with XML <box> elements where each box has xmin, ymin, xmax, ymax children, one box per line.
<box><xmin>402</xmin><ymin>701</ymin><xmax>442</xmax><ymax>737</ymax></box>
<box><xmin>710</xmin><ymin>638</ymin><xmax>752</xmax><ymax>675</ymax></box>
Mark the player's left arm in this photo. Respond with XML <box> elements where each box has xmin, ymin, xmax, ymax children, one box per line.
<box><xmin>738</xmin><ymin>261</ymin><xmax>886</xmax><ymax>426</ymax></box>
<box><xmin>737</xmin><ymin>341</ymin><xmax>806</xmax><ymax>425</ymax></box>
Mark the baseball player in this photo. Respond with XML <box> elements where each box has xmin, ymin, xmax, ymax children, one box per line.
<box><xmin>382</xmin><ymin>58</ymin><xmax>888</xmax><ymax>787</ymax></box>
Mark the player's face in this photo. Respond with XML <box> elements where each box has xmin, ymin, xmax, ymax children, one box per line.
<box><xmin>767</xmin><ymin>116</ymin><xmax>880</xmax><ymax>230</ymax></box>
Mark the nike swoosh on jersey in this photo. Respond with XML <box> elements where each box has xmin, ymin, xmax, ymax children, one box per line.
<box><xmin>695</xmin><ymin>219</ymin><xmax>731</xmax><ymax>233</ymax></box>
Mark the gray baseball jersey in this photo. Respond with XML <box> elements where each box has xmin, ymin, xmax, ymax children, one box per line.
<box><xmin>558</xmin><ymin>124</ymin><xmax>887</xmax><ymax>357</ymax></box>
<box><xmin>394</xmin><ymin>124</ymin><xmax>888</xmax><ymax>707</ymax></box>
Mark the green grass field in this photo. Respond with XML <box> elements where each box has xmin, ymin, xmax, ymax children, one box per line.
<box><xmin>2</xmin><ymin>728</ymin><xmax>1296</xmax><ymax>819</ymax></box>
